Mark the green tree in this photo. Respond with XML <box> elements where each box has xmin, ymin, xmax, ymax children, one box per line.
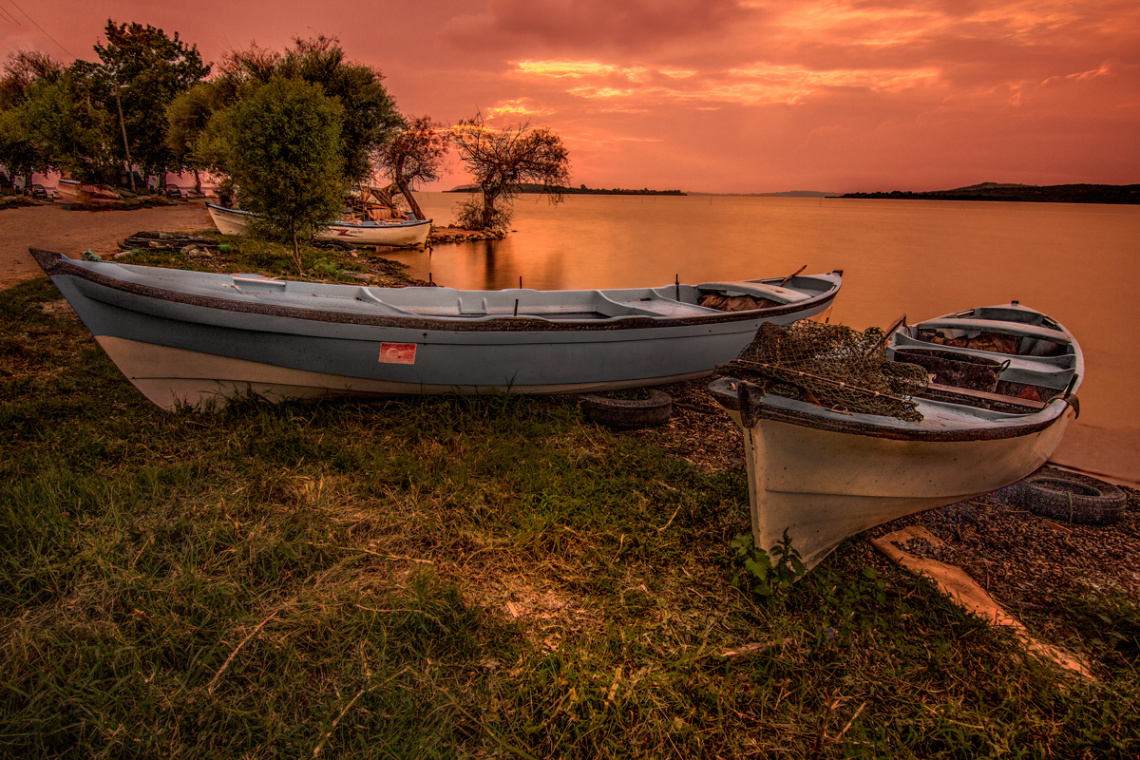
<box><xmin>453</xmin><ymin>113</ymin><xmax>571</xmax><ymax>230</ymax></box>
<box><xmin>90</xmin><ymin>20</ymin><xmax>210</xmax><ymax>184</ymax></box>
<box><xmin>225</xmin><ymin>78</ymin><xmax>348</xmax><ymax>273</ymax></box>
<box><xmin>166</xmin><ymin>81</ymin><xmax>225</xmax><ymax>192</ymax></box>
<box><xmin>215</xmin><ymin>36</ymin><xmax>401</xmax><ymax>185</ymax></box>
<box><xmin>0</xmin><ymin>50</ymin><xmax>63</xmax><ymax>110</ymax></box>
<box><xmin>1</xmin><ymin>76</ymin><xmax>111</xmax><ymax>182</ymax></box>
<box><xmin>0</xmin><ymin>51</ymin><xmax>67</xmax><ymax>186</ymax></box>
<box><xmin>372</xmin><ymin>115</ymin><xmax>451</xmax><ymax>220</ymax></box>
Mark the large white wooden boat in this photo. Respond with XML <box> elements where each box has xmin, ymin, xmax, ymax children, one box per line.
<box><xmin>206</xmin><ymin>203</ymin><xmax>432</xmax><ymax>248</ymax></box>
<box><xmin>710</xmin><ymin>303</ymin><xmax>1082</xmax><ymax>570</ymax></box>
<box><xmin>32</xmin><ymin>249</ymin><xmax>842</xmax><ymax>411</ymax></box>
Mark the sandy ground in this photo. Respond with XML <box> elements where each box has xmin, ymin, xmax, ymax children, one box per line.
<box><xmin>0</xmin><ymin>201</ymin><xmax>213</xmax><ymax>291</ymax></box>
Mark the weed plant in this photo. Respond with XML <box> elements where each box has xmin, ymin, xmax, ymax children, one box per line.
<box><xmin>1</xmin><ymin>275</ymin><xmax>1138</xmax><ymax>758</ymax></box>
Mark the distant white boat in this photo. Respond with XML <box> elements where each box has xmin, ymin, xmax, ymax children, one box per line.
<box><xmin>207</xmin><ymin>203</ymin><xmax>432</xmax><ymax>248</ymax></box>
<box><xmin>32</xmin><ymin>249</ymin><xmax>843</xmax><ymax>411</ymax></box>
<box><xmin>711</xmin><ymin>302</ymin><xmax>1082</xmax><ymax>570</ymax></box>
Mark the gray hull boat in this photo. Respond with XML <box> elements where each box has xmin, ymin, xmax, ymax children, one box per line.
<box><xmin>32</xmin><ymin>249</ymin><xmax>842</xmax><ymax>411</ymax></box>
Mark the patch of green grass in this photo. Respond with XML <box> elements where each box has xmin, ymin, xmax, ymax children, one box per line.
<box><xmin>119</xmin><ymin>233</ymin><xmax>384</xmax><ymax>283</ymax></box>
<box><xmin>1</xmin><ymin>278</ymin><xmax>1138</xmax><ymax>758</ymax></box>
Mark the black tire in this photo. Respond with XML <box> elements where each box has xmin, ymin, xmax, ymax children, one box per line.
<box><xmin>580</xmin><ymin>389</ymin><xmax>672</xmax><ymax>429</ymax></box>
<box><xmin>1009</xmin><ymin>466</ymin><xmax>1128</xmax><ymax>525</ymax></box>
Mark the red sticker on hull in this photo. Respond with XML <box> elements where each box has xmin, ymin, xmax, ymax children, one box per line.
<box><xmin>378</xmin><ymin>342</ymin><xmax>417</xmax><ymax>364</ymax></box>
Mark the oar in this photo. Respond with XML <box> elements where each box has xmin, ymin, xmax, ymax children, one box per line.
<box><xmin>871</xmin><ymin>315</ymin><xmax>907</xmax><ymax>354</ymax></box>
<box><xmin>778</xmin><ymin>265</ymin><xmax>807</xmax><ymax>287</ymax></box>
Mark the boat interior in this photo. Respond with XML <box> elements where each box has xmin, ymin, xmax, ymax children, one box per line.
<box><xmin>890</xmin><ymin>315</ymin><xmax>1079</xmax><ymax>405</ymax></box>
<box><xmin>227</xmin><ymin>276</ymin><xmax>832</xmax><ymax>321</ymax></box>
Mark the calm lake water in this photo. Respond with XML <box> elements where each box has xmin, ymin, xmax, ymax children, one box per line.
<box><xmin>388</xmin><ymin>193</ymin><xmax>1140</xmax><ymax>484</ymax></box>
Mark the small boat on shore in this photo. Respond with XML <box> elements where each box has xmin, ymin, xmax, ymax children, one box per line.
<box><xmin>206</xmin><ymin>203</ymin><xmax>432</xmax><ymax>248</ymax></box>
<box><xmin>32</xmin><ymin>249</ymin><xmax>842</xmax><ymax>411</ymax></box>
<box><xmin>887</xmin><ymin>302</ymin><xmax>1083</xmax><ymax>403</ymax></box>
<box><xmin>710</xmin><ymin>303</ymin><xmax>1082</xmax><ymax>571</ymax></box>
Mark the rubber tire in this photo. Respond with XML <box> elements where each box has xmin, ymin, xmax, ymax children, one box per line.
<box><xmin>580</xmin><ymin>389</ymin><xmax>672</xmax><ymax>429</ymax></box>
<box><xmin>1010</xmin><ymin>466</ymin><xmax>1128</xmax><ymax>525</ymax></box>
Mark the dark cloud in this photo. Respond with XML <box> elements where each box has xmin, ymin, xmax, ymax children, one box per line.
<box><xmin>440</xmin><ymin>0</ymin><xmax>759</xmax><ymax>55</ymax></box>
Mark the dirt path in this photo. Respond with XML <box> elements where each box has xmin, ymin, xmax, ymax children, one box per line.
<box><xmin>0</xmin><ymin>201</ymin><xmax>213</xmax><ymax>291</ymax></box>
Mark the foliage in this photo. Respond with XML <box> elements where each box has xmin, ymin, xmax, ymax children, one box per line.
<box><xmin>0</xmin><ymin>32</ymin><xmax>400</xmax><ymax>196</ymax></box>
<box><xmin>454</xmin><ymin>192</ymin><xmax>512</xmax><ymax>231</ymax></box>
<box><xmin>0</xmin><ymin>76</ymin><xmax>111</xmax><ymax>181</ymax></box>
<box><xmin>213</xmin><ymin>36</ymin><xmax>402</xmax><ymax>184</ymax></box>
<box><xmin>0</xmin><ymin>52</ymin><xmax>108</xmax><ymax>183</ymax></box>
<box><xmin>0</xmin><ymin>50</ymin><xmax>63</xmax><ymax>110</ymax></box>
<box><xmin>372</xmin><ymin>115</ymin><xmax>451</xmax><ymax>220</ymax></box>
<box><xmin>89</xmin><ymin>20</ymin><xmax>210</xmax><ymax>180</ymax></box>
<box><xmin>165</xmin><ymin>81</ymin><xmax>225</xmax><ymax>177</ymax></box>
<box><xmin>0</xmin><ymin>22</ymin><xmax>207</xmax><ymax>186</ymax></box>
<box><xmin>453</xmin><ymin>112</ymin><xmax>571</xmax><ymax>229</ymax></box>
<box><xmin>224</xmin><ymin>78</ymin><xmax>348</xmax><ymax>272</ymax></box>
<box><xmin>730</xmin><ymin>530</ymin><xmax>807</xmax><ymax>599</ymax></box>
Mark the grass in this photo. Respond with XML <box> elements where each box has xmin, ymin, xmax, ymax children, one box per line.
<box><xmin>1</xmin><ymin>267</ymin><xmax>1139</xmax><ymax>758</ymax></box>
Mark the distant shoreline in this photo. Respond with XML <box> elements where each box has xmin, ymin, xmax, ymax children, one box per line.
<box><xmin>445</xmin><ymin>181</ymin><xmax>1140</xmax><ymax>203</ymax></box>
<box><xmin>840</xmin><ymin>182</ymin><xmax>1140</xmax><ymax>205</ymax></box>
<box><xmin>446</xmin><ymin>184</ymin><xmax>685</xmax><ymax>196</ymax></box>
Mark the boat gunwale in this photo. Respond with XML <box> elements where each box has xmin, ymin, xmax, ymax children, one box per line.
<box><xmin>905</xmin><ymin>318</ymin><xmax>1072</xmax><ymax>345</ymax></box>
<box><xmin>32</xmin><ymin>249</ymin><xmax>842</xmax><ymax>334</ymax></box>
<box><xmin>708</xmin><ymin>377</ymin><xmax>1073</xmax><ymax>444</ymax></box>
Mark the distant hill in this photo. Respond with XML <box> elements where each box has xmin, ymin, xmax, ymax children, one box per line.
<box><xmin>841</xmin><ymin>182</ymin><xmax>1140</xmax><ymax>204</ymax></box>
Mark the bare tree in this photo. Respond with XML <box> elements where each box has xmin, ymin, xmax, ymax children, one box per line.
<box><xmin>372</xmin><ymin>115</ymin><xmax>451</xmax><ymax>220</ymax></box>
<box><xmin>0</xmin><ymin>50</ymin><xmax>63</xmax><ymax>108</ymax></box>
<box><xmin>453</xmin><ymin>113</ymin><xmax>570</xmax><ymax>230</ymax></box>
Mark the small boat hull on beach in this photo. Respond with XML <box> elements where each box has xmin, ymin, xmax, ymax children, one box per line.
<box><xmin>710</xmin><ymin>303</ymin><xmax>1082</xmax><ymax>570</ymax></box>
<box><xmin>32</xmin><ymin>249</ymin><xmax>842</xmax><ymax>411</ymax></box>
<box><xmin>206</xmin><ymin>203</ymin><xmax>432</xmax><ymax>248</ymax></box>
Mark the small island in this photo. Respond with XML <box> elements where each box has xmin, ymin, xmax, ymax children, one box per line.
<box><xmin>842</xmin><ymin>182</ymin><xmax>1140</xmax><ymax>205</ymax></box>
<box><xmin>447</xmin><ymin>183</ymin><xmax>685</xmax><ymax>196</ymax></box>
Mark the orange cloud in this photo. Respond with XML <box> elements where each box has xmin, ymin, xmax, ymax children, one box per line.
<box><xmin>515</xmin><ymin>57</ymin><xmax>941</xmax><ymax>107</ymax></box>
<box><xmin>485</xmin><ymin>98</ymin><xmax>554</xmax><ymax>119</ymax></box>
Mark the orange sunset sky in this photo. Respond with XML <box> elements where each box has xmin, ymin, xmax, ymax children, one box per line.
<box><xmin>1</xmin><ymin>0</ymin><xmax>1137</xmax><ymax>194</ymax></box>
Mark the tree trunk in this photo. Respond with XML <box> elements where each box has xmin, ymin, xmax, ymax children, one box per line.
<box><xmin>481</xmin><ymin>188</ymin><xmax>497</xmax><ymax>230</ymax></box>
<box><xmin>291</xmin><ymin>220</ymin><xmax>302</xmax><ymax>277</ymax></box>
<box><xmin>396</xmin><ymin>178</ymin><xmax>425</xmax><ymax>220</ymax></box>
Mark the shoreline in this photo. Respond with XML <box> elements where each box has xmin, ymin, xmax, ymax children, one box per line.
<box><xmin>5</xmin><ymin>200</ymin><xmax>1135</xmax><ymax>486</ymax></box>
<box><xmin>0</xmin><ymin>200</ymin><xmax>215</xmax><ymax>291</ymax></box>
<box><xmin>0</xmin><ymin>200</ymin><xmax>501</xmax><ymax>291</ymax></box>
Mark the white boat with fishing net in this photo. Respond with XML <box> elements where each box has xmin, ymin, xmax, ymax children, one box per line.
<box><xmin>206</xmin><ymin>203</ymin><xmax>432</xmax><ymax>248</ymax></box>
<box><xmin>32</xmin><ymin>249</ymin><xmax>842</xmax><ymax>411</ymax></box>
<box><xmin>710</xmin><ymin>305</ymin><xmax>1082</xmax><ymax>571</ymax></box>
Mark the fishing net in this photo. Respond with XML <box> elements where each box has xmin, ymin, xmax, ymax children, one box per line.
<box><xmin>718</xmin><ymin>321</ymin><xmax>931</xmax><ymax>421</ymax></box>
